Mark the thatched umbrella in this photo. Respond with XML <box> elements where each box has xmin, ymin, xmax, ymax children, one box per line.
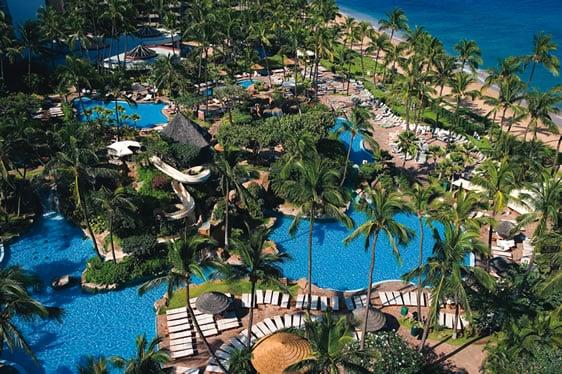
<box><xmin>125</xmin><ymin>45</ymin><xmax>157</xmax><ymax>60</ymax></box>
<box><xmin>283</xmin><ymin>57</ymin><xmax>296</xmax><ymax>66</ymax></box>
<box><xmin>251</xmin><ymin>63</ymin><xmax>265</xmax><ymax>70</ymax></box>
<box><xmin>353</xmin><ymin>306</ymin><xmax>387</xmax><ymax>332</ymax></box>
<box><xmin>195</xmin><ymin>292</ymin><xmax>231</xmax><ymax>315</ymax></box>
<box><xmin>251</xmin><ymin>332</ymin><xmax>311</xmax><ymax>374</ymax></box>
<box><xmin>497</xmin><ymin>220</ymin><xmax>517</xmax><ymax>239</ymax></box>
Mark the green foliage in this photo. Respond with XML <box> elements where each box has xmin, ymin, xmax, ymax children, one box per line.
<box><xmin>170</xmin><ymin>143</ymin><xmax>200</xmax><ymax>168</ymax></box>
<box><xmin>120</xmin><ymin>234</ymin><xmax>158</xmax><ymax>256</ymax></box>
<box><xmin>343</xmin><ymin>331</ymin><xmax>424</xmax><ymax>374</ymax></box>
<box><xmin>84</xmin><ymin>256</ymin><xmax>168</xmax><ymax>285</ymax></box>
<box><xmin>137</xmin><ymin>167</ymin><xmax>173</xmax><ymax>200</ymax></box>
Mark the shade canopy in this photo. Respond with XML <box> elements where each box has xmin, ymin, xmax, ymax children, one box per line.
<box><xmin>161</xmin><ymin>113</ymin><xmax>211</xmax><ymax>150</ymax></box>
<box><xmin>251</xmin><ymin>63</ymin><xmax>265</xmax><ymax>70</ymax></box>
<box><xmin>353</xmin><ymin>306</ymin><xmax>387</xmax><ymax>332</ymax></box>
<box><xmin>497</xmin><ymin>220</ymin><xmax>517</xmax><ymax>239</ymax></box>
<box><xmin>195</xmin><ymin>292</ymin><xmax>231</xmax><ymax>315</ymax></box>
<box><xmin>125</xmin><ymin>45</ymin><xmax>157</xmax><ymax>60</ymax></box>
<box><xmin>283</xmin><ymin>57</ymin><xmax>296</xmax><ymax>66</ymax></box>
<box><xmin>251</xmin><ymin>332</ymin><xmax>311</xmax><ymax>374</ymax></box>
<box><xmin>135</xmin><ymin>26</ymin><xmax>162</xmax><ymax>38</ymax></box>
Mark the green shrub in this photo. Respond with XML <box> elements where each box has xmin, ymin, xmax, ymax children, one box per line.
<box><xmin>121</xmin><ymin>234</ymin><xmax>157</xmax><ymax>256</ymax></box>
<box><xmin>84</xmin><ymin>256</ymin><xmax>168</xmax><ymax>285</ymax></box>
<box><xmin>170</xmin><ymin>143</ymin><xmax>200</xmax><ymax>168</ymax></box>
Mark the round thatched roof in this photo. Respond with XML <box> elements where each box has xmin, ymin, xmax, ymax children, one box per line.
<box><xmin>251</xmin><ymin>332</ymin><xmax>311</xmax><ymax>374</ymax></box>
<box><xmin>251</xmin><ymin>63</ymin><xmax>265</xmax><ymax>70</ymax></box>
<box><xmin>195</xmin><ymin>292</ymin><xmax>231</xmax><ymax>315</ymax></box>
<box><xmin>283</xmin><ymin>57</ymin><xmax>296</xmax><ymax>66</ymax></box>
<box><xmin>497</xmin><ymin>220</ymin><xmax>517</xmax><ymax>239</ymax></box>
<box><xmin>125</xmin><ymin>45</ymin><xmax>157</xmax><ymax>60</ymax></box>
<box><xmin>353</xmin><ymin>306</ymin><xmax>387</xmax><ymax>332</ymax></box>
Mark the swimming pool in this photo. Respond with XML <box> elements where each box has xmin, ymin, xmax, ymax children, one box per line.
<box><xmin>74</xmin><ymin>97</ymin><xmax>168</xmax><ymax>129</ymax></box>
<box><xmin>2</xmin><ymin>207</ymin><xmax>169</xmax><ymax>373</ymax></box>
<box><xmin>334</xmin><ymin>117</ymin><xmax>374</xmax><ymax>165</ymax></box>
<box><xmin>238</xmin><ymin>79</ymin><xmax>257</xmax><ymax>89</ymax></box>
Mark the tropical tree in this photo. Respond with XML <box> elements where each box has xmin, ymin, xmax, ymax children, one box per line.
<box><xmin>344</xmin><ymin>186</ymin><xmax>413</xmax><ymax>349</ymax></box>
<box><xmin>78</xmin><ymin>356</ymin><xmax>110</xmax><ymax>374</ymax></box>
<box><xmin>0</xmin><ymin>266</ymin><xmax>63</xmax><ymax>361</ymax></box>
<box><xmin>407</xmin><ymin>183</ymin><xmax>440</xmax><ymax>319</ymax></box>
<box><xmin>431</xmin><ymin>54</ymin><xmax>456</xmax><ymax>126</ymax></box>
<box><xmin>338</xmin><ymin>106</ymin><xmax>376</xmax><ymax>185</ymax></box>
<box><xmin>482</xmin><ymin>75</ymin><xmax>526</xmax><ymax>136</ymax></box>
<box><xmin>454</xmin><ymin>39</ymin><xmax>482</xmax><ymax>72</ymax></box>
<box><xmin>18</xmin><ymin>20</ymin><xmax>45</xmax><ymax>86</ymax></box>
<box><xmin>523</xmin><ymin>32</ymin><xmax>560</xmax><ymax>85</ymax></box>
<box><xmin>138</xmin><ymin>234</ymin><xmax>229</xmax><ymax>373</ymax></box>
<box><xmin>367</xmin><ymin>32</ymin><xmax>391</xmax><ymax>83</ymax></box>
<box><xmin>111</xmin><ymin>335</ymin><xmax>169</xmax><ymax>373</ymax></box>
<box><xmin>522</xmin><ymin>86</ymin><xmax>562</xmax><ymax>141</ymax></box>
<box><xmin>396</xmin><ymin>130</ymin><xmax>419</xmax><ymax>167</ymax></box>
<box><xmin>287</xmin><ymin>311</ymin><xmax>367</xmax><ymax>373</ymax></box>
<box><xmin>151</xmin><ymin>55</ymin><xmax>187</xmax><ymax>98</ymax></box>
<box><xmin>213</xmin><ymin>224</ymin><xmax>287</xmax><ymax>348</ymax></box>
<box><xmin>378</xmin><ymin>8</ymin><xmax>408</xmax><ymax>44</ymax></box>
<box><xmin>447</xmin><ymin>71</ymin><xmax>480</xmax><ymax>143</ymax></box>
<box><xmin>272</xmin><ymin>151</ymin><xmax>351</xmax><ymax>310</ymax></box>
<box><xmin>93</xmin><ymin>186</ymin><xmax>137</xmax><ymax>263</ymax></box>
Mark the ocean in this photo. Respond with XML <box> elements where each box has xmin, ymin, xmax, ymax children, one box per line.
<box><xmin>337</xmin><ymin>0</ymin><xmax>562</xmax><ymax>92</ymax></box>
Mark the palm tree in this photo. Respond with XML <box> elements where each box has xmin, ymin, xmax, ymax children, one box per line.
<box><xmin>58</xmin><ymin>56</ymin><xmax>95</xmax><ymax>111</ymax></box>
<box><xmin>0</xmin><ymin>266</ymin><xmax>63</xmax><ymax>361</ymax></box>
<box><xmin>151</xmin><ymin>55</ymin><xmax>187</xmax><ymax>98</ymax></box>
<box><xmin>93</xmin><ymin>186</ymin><xmax>137</xmax><ymax>263</ymax></box>
<box><xmin>338</xmin><ymin>106</ymin><xmax>376</xmax><ymax>186</ymax></box>
<box><xmin>138</xmin><ymin>234</ymin><xmax>229</xmax><ymax>373</ymax></box>
<box><xmin>447</xmin><ymin>72</ymin><xmax>480</xmax><ymax>143</ymax></box>
<box><xmin>356</xmin><ymin>21</ymin><xmax>372</xmax><ymax>77</ymax></box>
<box><xmin>482</xmin><ymin>75</ymin><xmax>526</xmax><ymax>136</ymax></box>
<box><xmin>412</xmin><ymin>222</ymin><xmax>490</xmax><ymax>348</ymax></box>
<box><xmin>435</xmin><ymin>189</ymin><xmax>486</xmax><ymax>232</ymax></box>
<box><xmin>522</xmin><ymin>87</ymin><xmax>562</xmax><ymax>141</ymax></box>
<box><xmin>213</xmin><ymin>224</ymin><xmax>287</xmax><ymax>348</ymax></box>
<box><xmin>46</xmin><ymin>137</ymin><xmax>114</xmax><ymax>260</ymax></box>
<box><xmin>407</xmin><ymin>183</ymin><xmax>440</xmax><ymax>319</ymax></box>
<box><xmin>472</xmin><ymin>158</ymin><xmax>516</xmax><ymax>253</ymax></box>
<box><xmin>272</xmin><ymin>153</ymin><xmax>351</xmax><ymax>310</ymax></box>
<box><xmin>111</xmin><ymin>335</ymin><xmax>169</xmax><ymax>373</ymax></box>
<box><xmin>523</xmin><ymin>32</ymin><xmax>560</xmax><ymax>85</ymax></box>
<box><xmin>250</xmin><ymin>22</ymin><xmax>274</xmax><ymax>87</ymax></box>
<box><xmin>396</xmin><ymin>130</ymin><xmax>420</xmax><ymax>167</ymax></box>
<box><xmin>378</xmin><ymin>8</ymin><xmax>409</xmax><ymax>44</ymax></box>
<box><xmin>37</xmin><ymin>5</ymin><xmax>64</xmax><ymax>66</ymax></box>
<box><xmin>78</xmin><ymin>356</ymin><xmax>110</xmax><ymax>374</ymax></box>
<box><xmin>454</xmin><ymin>39</ymin><xmax>482</xmax><ymax>73</ymax></box>
<box><xmin>225</xmin><ymin>346</ymin><xmax>254</xmax><ymax>374</ymax></box>
<box><xmin>287</xmin><ymin>311</ymin><xmax>367</xmax><ymax>373</ymax></box>
<box><xmin>431</xmin><ymin>54</ymin><xmax>457</xmax><ymax>126</ymax></box>
<box><xmin>18</xmin><ymin>20</ymin><xmax>45</xmax><ymax>86</ymax></box>
<box><xmin>101</xmin><ymin>0</ymin><xmax>129</xmax><ymax>66</ymax></box>
<box><xmin>343</xmin><ymin>186</ymin><xmax>413</xmax><ymax>349</ymax></box>
<box><xmin>367</xmin><ymin>32</ymin><xmax>391</xmax><ymax>82</ymax></box>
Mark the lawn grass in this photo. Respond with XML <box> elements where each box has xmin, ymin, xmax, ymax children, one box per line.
<box><xmin>399</xmin><ymin>317</ymin><xmax>477</xmax><ymax>347</ymax></box>
<box><xmin>164</xmin><ymin>279</ymin><xmax>299</xmax><ymax>313</ymax></box>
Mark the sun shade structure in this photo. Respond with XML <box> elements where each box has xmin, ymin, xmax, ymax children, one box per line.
<box><xmin>195</xmin><ymin>292</ymin><xmax>231</xmax><ymax>315</ymax></box>
<box><xmin>125</xmin><ymin>45</ymin><xmax>157</xmax><ymax>60</ymax></box>
<box><xmin>497</xmin><ymin>220</ymin><xmax>517</xmax><ymax>239</ymax></box>
<box><xmin>251</xmin><ymin>332</ymin><xmax>312</xmax><ymax>374</ymax></box>
<box><xmin>135</xmin><ymin>26</ymin><xmax>162</xmax><ymax>38</ymax></box>
<box><xmin>353</xmin><ymin>306</ymin><xmax>387</xmax><ymax>332</ymax></box>
<box><xmin>161</xmin><ymin>113</ymin><xmax>211</xmax><ymax>150</ymax></box>
<box><xmin>251</xmin><ymin>63</ymin><xmax>265</xmax><ymax>70</ymax></box>
<box><xmin>107</xmin><ymin>140</ymin><xmax>142</xmax><ymax>158</ymax></box>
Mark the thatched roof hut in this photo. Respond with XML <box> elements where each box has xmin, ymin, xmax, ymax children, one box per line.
<box><xmin>195</xmin><ymin>292</ymin><xmax>231</xmax><ymax>315</ymax></box>
<box><xmin>251</xmin><ymin>332</ymin><xmax>311</xmax><ymax>374</ymax></box>
<box><xmin>161</xmin><ymin>113</ymin><xmax>211</xmax><ymax>150</ymax></box>
<box><xmin>125</xmin><ymin>45</ymin><xmax>157</xmax><ymax>60</ymax></box>
<box><xmin>353</xmin><ymin>306</ymin><xmax>387</xmax><ymax>332</ymax></box>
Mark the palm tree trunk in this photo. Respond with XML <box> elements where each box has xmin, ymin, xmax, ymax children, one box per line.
<box><xmin>417</xmin><ymin>216</ymin><xmax>424</xmax><ymax>319</ymax></box>
<box><xmin>554</xmin><ymin>135</ymin><xmax>562</xmax><ymax>173</ymax></box>
<box><xmin>185</xmin><ymin>282</ymin><xmax>229</xmax><ymax>373</ymax></box>
<box><xmin>373</xmin><ymin>47</ymin><xmax>381</xmax><ymax>83</ymax></box>
<box><xmin>307</xmin><ymin>207</ymin><xmax>314</xmax><ymax>312</ymax></box>
<box><xmin>247</xmin><ymin>280</ymin><xmax>257</xmax><ymax>349</ymax></box>
<box><xmin>434</xmin><ymin>85</ymin><xmax>445</xmax><ymax>126</ymax></box>
<box><xmin>340</xmin><ymin>133</ymin><xmax>354</xmax><ymax>186</ymax></box>
<box><xmin>419</xmin><ymin>276</ymin><xmax>445</xmax><ymax>352</ymax></box>
<box><xmin>224</xmin><ymin>180</ymin><xmax>230</xmax><ymax>250</ymax></box>
<box><xmin>261</xmin><ymin>43</ymin><xmax>273</xmax><ymax>88</ymax></box>
<box><xmin>452</xmin><ymin>294</ymin><xmax>460</xmax><ymax>339</ymax></box>
<box><xmin>78</xmin><ymin>187</ymin><xmax>103</xmax><ymax>260</ymax></box>
<box><xmin>360</xmin><ymin>232</ymin><xmax>379</xmax><ymax>350</ymax></box>
<box><xmin>527</xmin><ymin>62</ymin><xmax>537</xmax><ymax>85</ymax></box>
<box><xmin>109</xmin><ymin>218</ymin><xmax>117</xmax><ymax>263</ymax></box>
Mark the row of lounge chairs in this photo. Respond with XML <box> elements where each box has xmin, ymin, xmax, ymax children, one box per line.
<box><xmin>438</xmin><ymin>312</ymin><xmax>469</xmax><ymax>330</ymax></box>
<box><xmin>240</xmin><ymin>289</ymin><xmax>291</xmax><ymax>308</ymax></box>
<box><xmin>521</xmin><ymin>239</ymin><xmax>534</xmax><ymax>264</ymax></box>
<box><xmin>379</xmin><ymin>291</ymin><xmax>429</xmax><ymax>307</ymax></box>
<box><xmin>295</xmin><ymin>294</ymin><xmax>340</xmax><ymax>311</ymax></box>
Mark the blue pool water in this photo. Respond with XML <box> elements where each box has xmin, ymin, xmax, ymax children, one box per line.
<box><xmin>335</xmin><ymin>117</ymin><xmax>374</xmax><ymax>165</ymax></box>
<box><xmin>2</xmin><ymin>209</ymin><xmax>168</xmax><ymax>373</ymax></box>
<box><xmin>74</xmin><ymin>97</ymin><xmax>168</xmax><ymax>128</ymax></box>
<box><xmin>338</xmin><ymin>0</ymin><xmax>562</xmax><ymax>94</ymax></box>
<box><xmin>238</xmin><ymin>79</ymin><xmax>257</xmax><ymax>89</ymax></box>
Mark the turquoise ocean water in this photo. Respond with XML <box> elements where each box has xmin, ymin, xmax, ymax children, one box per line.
<box><xmin>337</xmin><ymin>0</ymin><xmax>562</xmax><ymax>92</ymax></box>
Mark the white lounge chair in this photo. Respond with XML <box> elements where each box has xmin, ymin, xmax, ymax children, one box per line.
<box><xmin>170</xmin><ymin>337</ymin><xmax>193</xmax><ymax>346</ymax></box>
<box><xmin>271</xmin><ymin>291</ymin><xmax>280</xmax><ymax>306</ymax></box>
<box><xmin>167</xmin><ymin>312</ymin><xmax>189</xmax><ymax>321</ymax></box>
<box><xmin>280</xmin><ymin>293</ymin><xmax>290</xmax><ymax>308</ymax></box>
<box><xmin>264</xmin><ymin>290</ymin><xmax>273</xmax><ymax>304</ymax></box>
<box><xmin>241</xmin><ymin>293</ymin><xmax>251</xmax><ymax>308</ymax></box>
<box><xmin>274</xmin><ymin>315</ymin><xmax>285</xmax><ymax>329</ymax></box>
<box><xmin>331</xmin><ymin>296</ymin><xmax>340</xmax><ymax>311</ymax></box>
<box><xmin>402</xmin><ymin>292</ymin><xmax>412</xmax><ymax>305</ymax></box>
<box><xmin>392</xmin><ymin>291</ymin><xmax>404</xmax><ymax>305</ymax></box>
<box><xmin>295</xmin><ymin>294</ymin><xmax>305</xmax><ymax>309</ymax></box>
<box><xmin>320</xmin><ymin>296</ymin><xmax>328</xmax><ymax>311</ymax></box>
<box><xmin>256</xmin><ymin>289</ymin><xmax>264</xmax><ymax>304</ymax></box>
<box><xmin>168</xmin><ymin>318</ymin><xmax>190</xmax><ymax>327</ymax></box>
<box><xmin>171</xmin><ymin>349</ymin><xmax>195</xmax><ymax>359</ymax></box>
<box><xmin>169</xmin><ymin>324</ymin><xmax>192</xmax><ymax>333</ymax></box>
<box><xmin>170</xmin><ymin>330</ymin><xmax>192</xmax><ymax>340</ymax></box>
<box><xmin>284</xmin><ymin>314</ymin><xmax>292</xmax><ymax>327</ymax></box>
<box><xmin>310</xmin><ymin>295</ymin><xmax>319</xmax><ymax>310</ymax></box>
<box><xmin>379</xmin><ymin>291</ymin><xmax>389</xmax><ymax>306</ymax></box>
<box><xmin>344</xmin><ymin>297</ymin><xmax>355</xmax><ymax>310</ymax></box>
<box><xmin>264</xmin><ymin>318</ymin><xmax>278</xmax><ymax>332</ymax></box>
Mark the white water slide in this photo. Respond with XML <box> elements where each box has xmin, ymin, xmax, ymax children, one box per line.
<box><xmin>149</xmin><ymin>156</ymin><xmax>211</xmax><ymax>221</ymax></box>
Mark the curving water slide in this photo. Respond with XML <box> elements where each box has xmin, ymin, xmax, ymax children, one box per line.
<box><xmin>149</xmin><ymin>156</ymin><xmax>211</xmax><ymax>221</ymax></box>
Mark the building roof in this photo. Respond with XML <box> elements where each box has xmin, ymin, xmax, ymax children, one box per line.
<box><xmin>195</xmin><ymin>292</ymin><xmax>231</xmax><ymax>315</ymax></box>
<box><xmin>107</xmin><ymin>140</ymin><xmax>142</xmax><ymax>157</ymax></box>
<box><xmin>161</xmin><ymin>113</ymin><xmax>211</xmax><ymax>149</ymax></box>
<box><xmin>126</xmin><ymin>45</ymin><xmax>157</xmax><ymax>60</ymax></box>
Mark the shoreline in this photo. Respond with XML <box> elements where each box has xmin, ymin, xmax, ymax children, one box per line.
<box><xmin>337</xmin><ymin>6</ymin><xmax>562</xmax><ymax>129</ymax></box>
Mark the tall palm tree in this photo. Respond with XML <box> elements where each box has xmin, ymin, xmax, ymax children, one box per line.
<box><xmin>431</xmin><ymin>54</ymin><xmax>457</xmax><ymax>126</ymax></box>
<box><xmin>338</xmin><ymin>106</ymin><xmax>376</xmax><ymax>186</ymax></box>
<box><xmin>78</xmin><ymin>356</ymin><xmax>110</xmax><ymax>374</ymax></box>
<box><xmin>472</xmin><ymin>158</ymin><xmax>516</xmax><ymax>253</ymax></box>
<box><xmin>355</xmin><ymin>21</ymin><xmax>372</xmax><ymax>77</ymax></box>
<box><xmin>343</xmin><ymin>186</ymin><xmax>413</xmax><ymax>349</ymax></box>
<box><xmin>46</xmin><ymin>137</ymin><xmax>114</xmax><ymax>260</ymax></box>
<box><xmin>138</xmin><ymin>234</ymin><xmax>229</xmax><ymax>373</ymax></box>
<box><xmin>522</xmin><ymin>87</ymin><xmax>562</xmax><ymax>141</ymax></box>
<box><xmin>58</xmin><ymin>56</ymin><xmax>95</xmax><ymax>110</ymax></box>
<box><xmin>101</xmin><ymin>0</ymin><xmax>129</xmax><ymax>66</ymax></box>
<box><xmin>37</xmin><ymin>5</ymin><xmax>64</xmax><ymax>66</ymax></box>
<box><xmin>213</xmin><ymin>224</ymin><xmax>287</xmax><ymax>348</ymax></box>
<box><xmin>250</xmin><ymin>22</ymin><xmax>274</xmax><ymax>87</ymax></box>
<box><xmin>366</xmin><ymin>32</ymin><xmax>391</xmax><ymax>82</ymax></box>
<box><xmin>272</xmin><ymin>153</ymin><xmax>351</xmax><ymax>310</ymax></box>
<box><xmin>482</xmin><ymin>75</ymin><xmax>526</xmax><ymax>136</ymax></box>
<box><xmin>411</xmin><ymin>222</ymin><xmax>490</xmax><ymax>348</ymax></box>
<box><xmin>396</xmin><ymin>130</ymin><xmax>420</xmax><ymax>167</ymax></box>
<box><xmin>287</xmin><ymin>311</ymin><xmax>367</xmax><ymax>373</ymax></box>
<box><xmin>93</xmin><ymin>186</ymin><xmax>137</xmax><ymax>263</ymax></box>
<box><xmin>435</xmin><ymin>189</ymin><xmax>486</xmax><ymax>232</ymax></box>
<box><xmin>407</xmin><ymin>183</ymin><xmax>440</xmax><ymax>319</ymax></box>
<box><xmin>111</xmin><ymin>335</ymin><xmax>169</xmax><ymax>373</ymax></box>
<box><xmin>523</xmin><ymin>32</ymin><xmax>560</xmax><ymax>85</ymax></box>
<box><xmin>378</xmin><ymin>8</ymin><xmax>409</xmax><ymax>44</ymax></box>
<box><xmin>447</xmin><ymin>71</ymin><xmax>480</xmax><ymax>143</ymax></box>
<box><xmin>18</xmin><ymin>20</ymin><xmax>45</xmax><ymax>85</ymax></box>
<box><xmin>0</xmin><ymin>266</ymin><xmax>63</xmax><ymax>361</ymax></box>
<box><xmin>454</xmin><ymin>39</ymin><xmax>482</xmax><ymax>73</ymax></box>
<box><xmin>151</xmin><ymin>55</ymin><xmax>187</xmax><ymax>98</ymax></box>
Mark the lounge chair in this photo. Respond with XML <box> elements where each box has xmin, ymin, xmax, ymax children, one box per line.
<box><xmin>217</xmin><ymin>319</ymin><xmax>240</xmax><ymax>331</ymax></box>
<box><xmin>274</xmin><ymin>315</ymin><xmax>285</xmax><ymax>329</ymax></box>
<box><xmin>170</xmin><ymin>343</ymin><xmax>194</xmax><ymax>351</ymax></box>
<box><xmin>166</xmin><ymin>307</ymin><xmax>188</xmax><ymax>315</ymax></box>
<box><xmin>295</xmin><ymin>294</ymin><xmax>305</xmax><ymax>309</ymax></box>
<box><xmin>171</xmin><ymin>349</ymin><xmax>195</xmax><ymax>359</ymax></box>
<box><xmin>379</xmin><ymin>291</ymin><xmax>389</xmax><ymax>306</ymax></box>
<box><xmin>292</xmin><ymin>313</ymin><xmax>302</xmax><ymax>328</ymax></box>
<box><xmin>241</xmin><ymin>293</ymin><xmax>251</xmax><ymax>308</ymax></box>
<box><xmin>168</xmin><ymin>318</ymin><xmax>191</xmax><ymax>327</ymax></box>
<box><xmin>280</xmin><ymin>293</ymin><xmax>290</xmax><ymax>308</ymax></box>
<box><xmin>264</xmin><ymin>318</ymin><xmax>278</xmax><ymax>332</ymax></box>
<box><xmin>170</xmin><ymin>330</ymin><xmax>193</xmax><ymax>339</ymax></box>
<box><xmin>409</xmin><ymin>292</ymin><xmax>419</xmax><ymax>306</ymax></box>
<box><xmin>331</xmin><ymin>296</ymin><xmax>340</xmax><ymax>311</ymax></box>
<box><xmin>353</xmin><ymin>295</ymin><xmax>363</xmax><ymax>308</ymax></box>
<box><xmin>229</xmin><ymin>337</ymin><xmax>245</xmax><ymax>350</ymax></box>
<box><xmin>344</xmin><ymin>297</ymin><xmax>355</xmax><ymax>310</ymax></box>
<box><xmin>392</xmin><ymin>291</ymin><xmax>404</xmax><ymax>305</ymax></box>
<box><xmin>402</xmin><ymin>292</ymin><xmax>412</xmax><ymax>305</ymax></box>
<box><xmin>264</xmin><ymin>290</ymin><xmax>273</xmax><ymax>304</ymax></box>
<box><xmin>253</xmin><ymin>322</ymin><xmax>269</xmax><ymax>337</ymax></box>
<box><xmin>271</xmin><ymin>291</ymin><xmax>280</xmax><ymax>306</ymax></box>
<box><xmin>169</xmin><ymin>324</ymin><xmax>193</xmax><ymax>333</ymax></box>
<box><xmin>310</xmin><ymin>295</ymin><xmax>319</xmax><ymax>310</ymax></box>
<box><xmin>167</xmin><ymin>312</ymin><xmax>189</xmax><ymax>321</ymax></box>
<box><xmin>320</xmin><ymin>296</ymin><xmax>328</xmax><ymax>311</ymax></box>
<box><xmin>256</xmin><ymin>289</ymin><xmax>264</xmax><ymax>304</ymax></box>
<box><xmin>170</xmin><ymin>337</ymin><xmax>193</xmax><ymax>346</ymax></box>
